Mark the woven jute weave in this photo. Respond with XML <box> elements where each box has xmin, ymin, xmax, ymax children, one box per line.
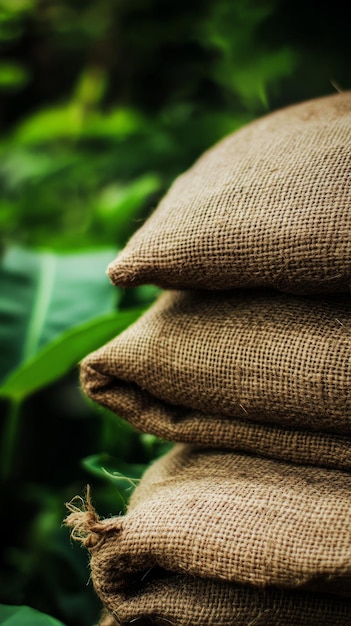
<box><xmin>65</xmin><ymin>444</ymin><xmax>351</xmax><ymax>625</ymax></box>
<box><xmin>107</xmin><ymin>90</ymin><xmax>351</xmax><ymax>295</ymax></box>
<box><xmin>94</xmin><ymin>576</ymin><xmax>351</xmax><ymax>626</ymax></box>
<box><xmin>80</xmin><ymin>289</ymin><xmax>351</xmax><ymax>470</ymax></box>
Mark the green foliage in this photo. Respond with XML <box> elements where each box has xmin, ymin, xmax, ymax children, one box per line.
<box><xmin>0</xmin><ymin>308</ymin><xmax>144</xmax><ymax>401</ymax></box>
<box><xmin>0</xmin><ymin>246</ymin><xmax>119</xmax><ymax>383</ymax></box>
<box><xmin>200</xmin><ymin>0</ymin><xmax>297</xmax><ymax>109</ymax></box>
<box><xmin>0</xmin><ymin>0</ymin><xmax>350</xmax><ymax>625</ymax></box>
<box><xmin>82</xmin><ymin>435</ymin><xmax>173</xmax><ymax>507</ymax></box>
<box><xmin>0</xmin><ymin>604</ymin><xmax>65</xmax><ymax>625</ymax></box>
<box><xmin>0</xmin><ymin>62</ymin><xmax>29</xmax><ymax>90</ymax></box>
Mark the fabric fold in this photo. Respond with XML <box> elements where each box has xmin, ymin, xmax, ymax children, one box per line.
<box><xmin>95</xmin><ymin>575</ymin><xmax>351</xmax><ymax>626</ymax></box>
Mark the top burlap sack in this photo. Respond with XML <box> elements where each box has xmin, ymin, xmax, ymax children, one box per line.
<box><xmin>107</xmin><ymin>90</ymin><xmax>351</xmax><ymax>295</ymax></box>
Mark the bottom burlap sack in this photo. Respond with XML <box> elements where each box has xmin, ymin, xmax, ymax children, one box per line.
<box><xmin>65</xmin><ymin>445</ymin><xmax>351</xmax><ymax>604</ymax></box>
<box><xmin>80</xmin><ymin>289</ymin><xmax>351</xmax><ymax>472</ymax></box>
<box><xmin>94</xmin><ymin>574</ymin><xmax>351</xmax><ymax>626</ymax></box>
<box><xmin>97</xmin><ymin>610</ymin><xmax>118</xmax><ymax>626</ymax></box>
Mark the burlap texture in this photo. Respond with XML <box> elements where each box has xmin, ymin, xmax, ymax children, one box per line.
<box><xmin>107</xmin><ymin>90</ymin><xmax>351</xmax><ymax>295</ymax></box>
<box><xmin>95</xmin><ymin>575</ymin><xmax>351</xmax><ymax>626</ymax></box>
<box><xmin>96</xmin><ymin>609</ymin><xmax>119</xmax><ymax>626</ymax></box>
<box><xmin>80</xmin><ymin>289</ymin><xmax>351</xmax><ymax>471</ymax></box>
<box><xmin>65</xmin><ymin>445</ymin><xmax>351</xmax><ymax>609</ymax></box>
<box><xmin>97</xmin><ymin>610</ymin><xmax>118</xmax><ymax>626</ymax></box>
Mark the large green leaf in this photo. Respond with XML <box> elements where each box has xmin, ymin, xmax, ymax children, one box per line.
<box><xmin>0</xmin><ymin>604</ymin><xmax>65</xmax><ymax>626</ymax></box>
<box><xmin>0</xmin><ymin>307</ymin><xmax>144</xmax><ymax>401</ymax></box>
<box><xmin>0</xmin><ymin>245</ymin><xmax>119</xmax><ymax>383</ymax></box>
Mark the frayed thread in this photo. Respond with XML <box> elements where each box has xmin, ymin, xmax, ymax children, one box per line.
<box><xmin>64</xmin><ymin>485</ymin><xmax>121</xmax><ymax>549</ymax></box>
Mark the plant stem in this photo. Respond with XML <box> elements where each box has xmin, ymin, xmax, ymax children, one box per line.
<box><xmin>1</xmin><ymin>397</ymin><xmax>22</xmax><ymax>482</ymax></box>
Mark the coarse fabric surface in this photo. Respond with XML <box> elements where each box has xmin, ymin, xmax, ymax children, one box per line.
<box><xmin>94</xmin><ymin>574</ymin><xmax>351</xmax><ymax>626</ymax></box>
<box><xmin>65</xmin><ymin>445</ymin><xmax>351</xmax><ymax>605</ymax></box>
<box><xmin>107</xmin><ymin>90</ymin><xmax>351</xmax><ymax>295</ymax></box>
<box><xmin>97</xmin><ymin>610</ymin><xmax>119</xmax><ymax>626</ymax></box>
<box><xmin>80</xmin><ymin>289</ymin><xmax>351</xmax><ymax>471</ymax></box>
<box><xmin>97</xmin><ymin>610</ymin><xmax>118</xmax><ymax>626</ymax></box>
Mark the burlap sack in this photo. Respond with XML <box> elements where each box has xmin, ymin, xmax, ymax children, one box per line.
<box><xmin>94</xmin><ymin>575</ymin><xmax>351</xmax><ymax>626</ymax></box>
<box><xmin>97</xmin><ymin>610</ymin><xmax>118</xmax><ymax>626</ymax></box>
<box><xmin>107</xmin><ymin>90</ymin><xmax>351</xmax><ymax>295</ymax></box>
<box><xmin>80</xmin><ymin>289</ymin><xmax>351</xmax><ymax>471</ymax></box>
<box><xmin>65</xmin><ymin>445</ymin><xmax>351</xmax><ymax>613</ymax></box>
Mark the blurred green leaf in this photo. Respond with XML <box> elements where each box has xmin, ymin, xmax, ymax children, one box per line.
<box><xmin>82</xmin><ymin>453</ymin><xmax>147</xmax><ymax>509</ymax></box>
<box><xmin>0</xmin><ymin>245</ymin><xmax>119</xmax><ymax>382</ymax></box>
<box><xmin>14</xmin><ymin>105</ymin><xmax>147</xmax><ymax>144</ymax></box>
<box><xmin>0</xmin><ymin>149</ymin><xmax>78</xmax><ymax>188</ymax></box>
<box><xmin>94</xmin><ymin>174</ymin><xmax>161</xmax><ymax>245</ymax></box>
<box><xmin>13</xmin><ymin>104</ymin><xmax>88</xmax><ymax>143</ymax></box>
<box><xmin>83</xmin><ymin>108</ymin><xmax>147</xmax><ymax>139</ymax></box>
<box><xmin>201</xmin><ymin>0</ymin><xmax>297</xmax><ymax>111</ymax></box>
<box><xmin>0</xmin><ymin>307</ymin><xmax>144</xmax><ymax>401</ymax></box>
<box><xmin>0</xmin><ymin>62</ymin><xmax>29</xmax><ymax>90</ymax></box>
<box><xmin>83</xmin><ymin>453</ymin><xmax>146</xmax><ymax>482</ymax></box>
<box><xmin>0</xmin><ymin>11</ymin><xmax>24</xmax><ymax>41</ymax></box>
<box><xmin>73</xmin><ymin>66</ymin><xmax>107</xmax><ymax>108</ymax></box>
<box><xmin>0</xmin><ymin>0</ymin><xmax>36</xmax><ymax>13</ymax></box>
<box><xmin>139</xmin><ymin>433</ymin><xmax>173</xmax><ymax>462</ymax></box>
<box><xmin>0</xmin><ymin>604</ymin><xmax>65</xmax><ymax>625</ymax></box>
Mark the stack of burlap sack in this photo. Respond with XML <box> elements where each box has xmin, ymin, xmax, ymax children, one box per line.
<box><xmin>66</xmin><ymin>90</ymin><xmax>351</xmax><ymax>625</ymax></box>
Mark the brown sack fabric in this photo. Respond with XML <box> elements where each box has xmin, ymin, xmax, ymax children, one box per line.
<box><xmin>80</xmin><ymin>289</ymin><xmax>351</xmax><ymax>471</ymax></box>
<box><xmin>65</xmin><ymin>445</ymin><xmax>351</xmax><ymax>609</ymax></box>
<box><xmin>107</xmin><ymin>90</ymin><xmax>351</xmax><ymax>295</ymax></box>
<box><xmin>93</xmin><ymin>575</ymin><xmax>351</xmax><ymax>626</ymax></box>
<box><xmin>97</xmin><ymin>610</ymin><xmax>118</xmax><ymax>626</ymax></box>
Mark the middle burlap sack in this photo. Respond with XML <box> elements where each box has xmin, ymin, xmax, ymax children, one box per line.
<box><xmin>80</xmin><ymin>289</ymin><xmax>351</xmax><ymax>471</ymax></box>
<box><xmin>65</xmin><ymin>444</ymin><xmax>351</xmax><ymax>606</ymax></box>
